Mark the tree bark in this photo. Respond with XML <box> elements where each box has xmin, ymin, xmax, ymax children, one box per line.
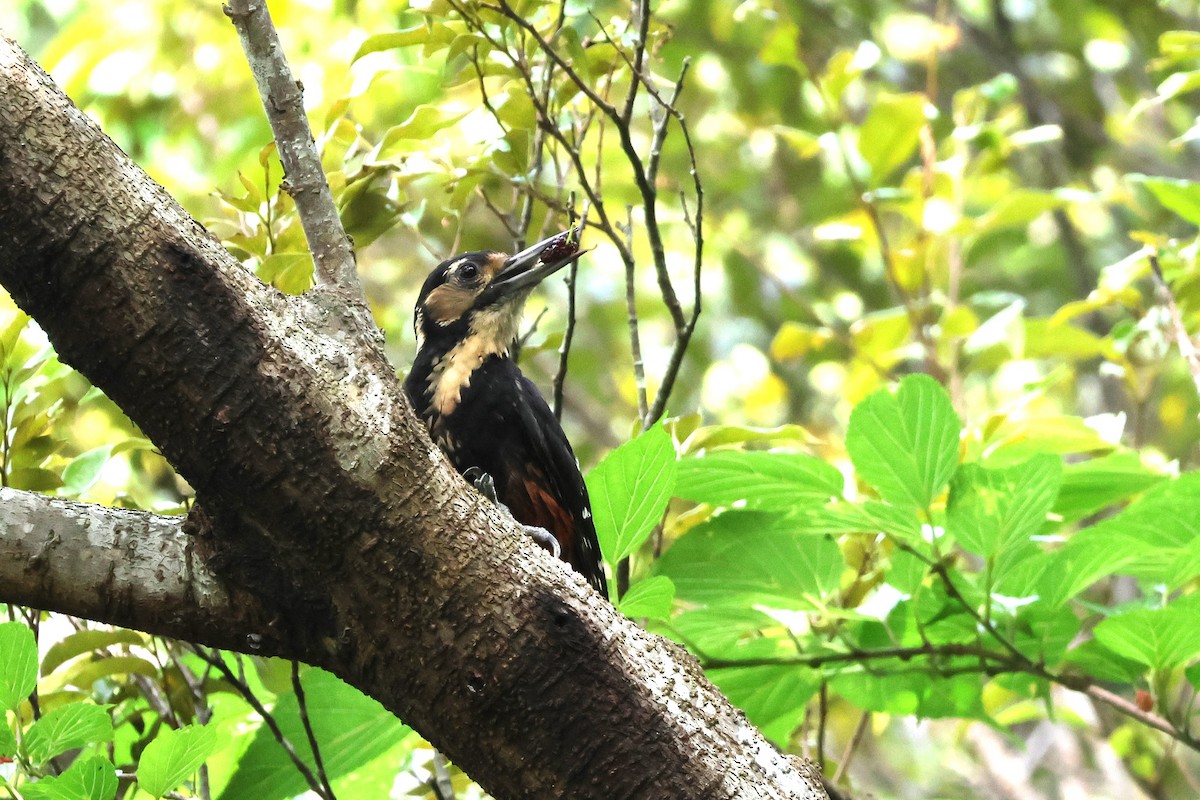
<box><xmin>0</xmin><ymin>33</ymin><xmax>825</xmax><ymax>800</ymax></box>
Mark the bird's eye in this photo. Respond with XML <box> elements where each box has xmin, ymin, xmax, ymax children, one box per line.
<box><xmin>458</xmin><ymin>263</ymin><xmax>479</xmax><ymax>282</ymax></box>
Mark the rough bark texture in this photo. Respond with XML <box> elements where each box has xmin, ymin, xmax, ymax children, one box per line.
<box><xmin>0</xmin><ymin>33</ymin><xmax>826</xmax><ymax>799</ymax></box>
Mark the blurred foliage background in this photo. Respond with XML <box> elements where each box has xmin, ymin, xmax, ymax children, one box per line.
<box><xmin>4</xmin><ymin>0</ymin><xmax>1200</xmax><ymax>798</ymax></box>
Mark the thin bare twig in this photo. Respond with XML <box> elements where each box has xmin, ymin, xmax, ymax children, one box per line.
<box><xmin>223</xmin><ymin>0</ymin><xmax>360</xmax><ymax>297</ymax></box>
<box><xmin>292</xmin><ymin>661</ymin><xmax>336</xmax><ymax>800</ymax></box>
<box><xmin>1149</xmin><ymin>250</ymin><xmax>1200</xmax><ymax>406</ymax></box>
<box><xmin>831</xmin><ymin>712</ymin><xmax>871</xmax><ymax>785</ymax></box>
<box><xmin>191</xmin><ymin>647</ymin><xmax>332</xmax><ymax>799</ymax></box>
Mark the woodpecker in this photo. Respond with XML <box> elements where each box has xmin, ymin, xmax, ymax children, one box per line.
<box><xmin>404</xmin><ymin>232</ymin><xmax>608</xmax><ymax>596</ymax></box>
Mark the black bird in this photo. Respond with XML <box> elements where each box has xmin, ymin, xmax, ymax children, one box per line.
<box><xmin>404</xmin><ymin>232</ymin><xmax>608</xmax><ymax>596</ymax></box>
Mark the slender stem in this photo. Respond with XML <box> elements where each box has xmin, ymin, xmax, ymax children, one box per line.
<box><xmin>292</xmin><ymin>661</ymin><xmax>336</xmax><ymax>800</ymax></box>
<box><xmin>191</xmin><ymin>647</ymin><xmax>332</xmax><ymax>799</ymax></box>
<box><xmin>1149</xmin><ymin>250</ymin><xmax>1200</xmax><ymax>406</ymax></box>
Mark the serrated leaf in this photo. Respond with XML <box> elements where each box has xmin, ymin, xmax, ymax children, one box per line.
<box><xmin>947</xmin><ymin>455</ymin><xmax>1060</xmax><ymax>557</ymax></box>
<box><xmin>24</xmin><ymin>703</ymin><xmax>113</xmax><ymax>765</ymax></box>
<box><xmin>61</xmin><ymin>445</ymin><xmax>114</xmax><ymax>495</ymax></box>
<box><xmin>1046</xmin><ymin>472</ymin><xmax>1200</xmax><ymax>604</ymax></box>
<box><xmin>675</xmin><ymin>451</ymin><xmax>842</xmax><ymax>511</ymax></box>
<box><xmin>587</xmin><ymin>425</ymin><xmax>677</xmax><ymax>563</ymax></box>
<box><xmin>218</xmin><ymin>669</ymin><xmax>407</xmax><ymax>800</ymax></box>
<box><xmin>846</xmin><ymin>374</ymin><xmax>961</xmax><ymax>510</ymax></box>
<box><xmin>1094</xmin><ymin>596</ymin><xmax>1200</xmax><ymax>669</ymax></box>
<box><xmin>709</xmin><ymin>666</ymin><xmax>819</xmax><ymax>746</ymax></box>
<box><xmin>22</xmin><ymin>755</ymin><xmax>117</xmax><ymax>800</ymax></box>
<box><xmin>617</xmin><ymin>576</ymin><xmax>675</xmax><ymax>620</ymax></box>
<box><xmin>138</xmin><ymin>725</ymin><xmax>222</xmax><ymax>798</ymax></box>
<box><xmin>858</xmin><ymin>93</ymin><xmax>926</xmax><ymax>185</ymax></box>
<box><xmin>0</xmin><ymin>622</ymin><xmax>37</xmax><ymax>711</ymax></box>
<box><xmin>798</xmin><ymin>500</ymin><xmax>922</xmax><ymax>543</ymax></box>
<box><xmin>655</xmin><ymin>511</ymin><xmax>843</xmax><ymax>609</ymax></box>
<box><xmin>1054</xmin><ymin>451</ymin><xmax>1165</xmax><ymax>523</ymax></box>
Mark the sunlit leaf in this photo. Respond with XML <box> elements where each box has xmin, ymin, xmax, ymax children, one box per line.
<box><xmin>587</xmin><ymin>424</ymin><xmax>677</xmax><ymax>563</ymax></box>
<box><xmin>0</xmin><ymin>622</ymin><xmax>37</xmax><ymax>711</ymax></box>
<box><xmin>858</xmin><ymin>92</ymin><xmax>927</xmax><ymax>185</ymax></box>
<box><xmin>1130</xmin><ymin>174</ymin><xmax>1200</xmax><ymax>226</ymax></box>
<box><xmin>656</xmin><ymin>511</ymin><xmax>843</xmax><ymax>609</ymax></box>
<box><xmin>947</xmin><ymin>455</ymin><xmax>1061</xmax><ymax>557</ymax></box>
<box><xmin>61</xmin><ymin>444</ymin><xmax>114</xmax><ymax>495</ymax></box>
<box><xmin>138</xmin><ymin>725</ymin><xmax>223</xmax><ymax>798</ymax></box>
<box><xmin>24</xmin><ymin>704</ymin><xmax>114</xmax><ymax>765</ymax></box>
<box><xmin>1094</xmin><ymin>596</ymin><xmax>1200</xmax><ymax>669</ymax></box>
<box><xmin>218</xmin><ymin>669</ymin><xmax>408</xmax><ymax>800</ymax></box>
<box><xmin>675</xmin><ymin>451</ymin><xmax>842</xmax><ymax>510</ymax></box>
<box><xmin>22</xmin><ymin>755</ymin><xmax>117</xmax><ymax>800</ymax></box>
<box><xmin>41</xmin><ymin>629</ymin><xmax>148</xmax><ymax>677</ymax></box>
<box><xmin>618</xmin><ymin>575</ymin><xmax>675</xmax><ymax>620</ymax></box>
<box><xmin>846</xmin><ymin>374</ymin><xmax>961</xmax><ymax>510</ymax></box>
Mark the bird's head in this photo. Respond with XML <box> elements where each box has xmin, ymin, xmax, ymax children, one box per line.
<box><xmin>412</xmin><ymin>231</ymin><xmax>582</xmax><ymax>357</ymax></box>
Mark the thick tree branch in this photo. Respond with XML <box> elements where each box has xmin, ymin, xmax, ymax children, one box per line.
<box><xmin>0</xmin><ymin>488</ymin><xmax>288</xmax><ymax>654</ymax></box>
<box><xmin>0</xmin><ymin>33</ymin><xmax>824</xmax><ymax>800</ymax></box>
<box><xmin>224</xmin><ymin>0</ymin><xmax>362</xmax><ymax>298</ymax></box>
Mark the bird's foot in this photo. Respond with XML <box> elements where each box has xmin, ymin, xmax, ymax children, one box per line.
<box><xmin>523</xmin><ymin>524</ymin><xmax>562</xmax><ymax>560</ymax></box>
<box><xmin>463</xmin><ymin>467</ymin><xmax>561</xmax><ymax>559</ymax></box>
<box><xmin>464</xmin><ymin>466</ymin><xmax>498</xmax><ymax>505</ymax></box>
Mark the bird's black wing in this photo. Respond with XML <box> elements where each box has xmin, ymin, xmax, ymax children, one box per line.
<box><xmin>502</xmin><ymin>374</ymin><xmax>608</xmax><ymax>595</ymax></box>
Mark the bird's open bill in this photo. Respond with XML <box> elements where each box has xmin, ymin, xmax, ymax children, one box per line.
<box><xmin>481</xmin><ymin>230</ymin><xmax>583</xmax><ymax>302</ymax></box>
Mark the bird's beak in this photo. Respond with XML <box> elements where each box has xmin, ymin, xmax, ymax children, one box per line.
<box><xmin>481</xmin><ymin>230</ymin><xmax>583</xmax><ymax>304</ymax></box>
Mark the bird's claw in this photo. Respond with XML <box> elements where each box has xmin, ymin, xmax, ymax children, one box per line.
<box><xmin>465</xmin><ymin>467</ymin><xmax>499</xmax><ymax>505</ymax></box>
<box><xmin>524</xmin><ymin>524</ymin><xmax>562</xmax><ymax>560</ymax></box>
<box><xmin>465</xmin><ymin>467</ymin><xmax>561</xmax><ymax>559</ymax></box>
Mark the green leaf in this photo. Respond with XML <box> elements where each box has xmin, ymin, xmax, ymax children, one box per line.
<box><xmin>1093</xmin><ymin>596</ymin><xmax>1200</xmax><ymax>670</ymax></box>
<box><xmin>0</xmin><ymin>724</ymin><xmax>16</xmax><ymax>757</ymax></box>
<box><xmin>24</xmin><ymin>703</ymin><xmax>114</xmax><ymax>765</ymax></box>
<box><xmin>352</xmin><ymin>26</ymin><xmax>429</xmax><ymax>61</ymax></box>
<box><xmin>846</xmin><ymin>374</ymin><xmax>961</xmax><ymax>510</ymax></box>
<box><xmin>974</xmin><ymin>189</ymin><xmax>1068</xmax><ymax>234</ymax></box>
<box><xmin>0</xmin><ymin>621</ymin><xmax>37</xmax><ymax>711</ymax></box>
<box><xmin>1054</xmin><ymin>452</ymin><xmax>1165</xmax><ymax>523</ymax></box>
<box><xmin>137</xmin><ymin>725</ymin><xmax>223</xmax><ymax>798</ymax></box>
<box><xmin>617</xmin><ymin>576</ymin><xmax>675</xmax><ymax>620</ymax></box>
<box><xmin>655</xmin><ymin>511</ymin><xmax>843</xmax><ymax>609</ymax></box>
<box><xmin>1130</xmin><ymin>174</ymin><xmax>1200</xmax><ymax>226</ymax></box>
<box><xmin>1045</xmin><ymin>472</ymin><xmax>1200</xmax><ymax>604</ymax></box>
<box><xmin>372</xmin><ymin>105</ymin><xmax>471</xmax><ymax>161</ymax></box>
<box><xmin>218</xmin><ymin>669</ymin><xmax>408</xmax><ymax>800</ymax></box>
<box><xmin>41</xmin><ymin>629</ymin><xmax>148</xmax><ymax>676</ymax></box>
<box><xmin>708</xmin><ymin>666</ymin><xmax>819</xmax><ymax>746</ymax></box>
<box><xmin>22</xmin><ymin>755</ymin><xmax>117</xmax><ymax>800</ymax></box>
<box><xmin>947</xmin><ymin>455</ymin><xmax>1061</xmax><ymax>557</ymax></box>
<box><xmin>40</xmin><ymin>655</ymin><xmax>160</xmax><ymax>694</ymax></box>
<box><xmin>586</xmin><ymin>424</ymin><xmax>677</xmax><ymax>563</ymax></box>
<box><xmin>61</xmin><ymin>444</ymin><xmax>114</xmax><ymax>495</ymax></box>
<box><xmin>798</xmin><ymin>500</ymin><xmax>921</xmax><ymax>544</ymax></box>
<box><xmin>8</xmin><ymin>466</ymin><xmax>63</xmax><ymax>492</ymax></box>
<box><xmin>858</xmin><ymin>93</ymin><xmax>926</xmax><ymax>185</ymax></box>
<box><xmin>675</xmin><ymin>451</ymin><xmax>842</xmax><ymax>511</ymax></box>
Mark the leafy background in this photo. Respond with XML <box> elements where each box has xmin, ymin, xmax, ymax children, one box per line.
<box><xmin>4</xmin><ymin>0</ymin><xmax>1200</xmax><ymax>798</ymax></box>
